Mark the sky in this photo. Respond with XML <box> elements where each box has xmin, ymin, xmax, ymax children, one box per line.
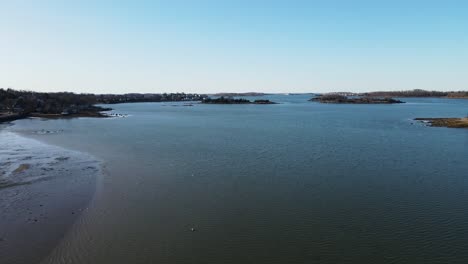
<box><xmin>1</xmin><ymin>0</ymin><xmax>467</xmax><ymax>94</ymax></box>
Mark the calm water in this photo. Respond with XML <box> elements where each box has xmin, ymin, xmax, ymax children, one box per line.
<box><xmin>6</xmin><ymin>95</ymin><xmax>468</xmax><ymax>263</ymax></box>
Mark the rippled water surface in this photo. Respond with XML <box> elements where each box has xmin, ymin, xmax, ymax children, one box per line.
<box><xmin>5</xmin><ymin>95</ymin><xmax>468</xmax><ymax>263</ymax></box>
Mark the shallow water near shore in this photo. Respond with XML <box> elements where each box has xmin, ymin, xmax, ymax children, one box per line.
<box><xmin>3</xmin><ymin>95</ymin><xmax>468</xmax><ymax>263</ymax></box>
<box><xmin>0</xmin><ymin>130</ymin><xmax>100</xmax><ymax>264</ymax></box>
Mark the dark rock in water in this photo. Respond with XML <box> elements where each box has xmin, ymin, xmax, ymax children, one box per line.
<box><xmin>253</xmin><ymin>99</ymin><xmax>277</xmax><ymax>104</ymax></box>
<box><xmin>55</xmin><ymin>156</ymin><xmax>70</xmax><ymax>161</ymax></box>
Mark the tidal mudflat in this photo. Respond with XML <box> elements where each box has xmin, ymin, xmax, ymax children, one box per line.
<box><xmin>0</xmin><ymin>130</ymin><xmax>101</xmax><ymax>264</ymax></box>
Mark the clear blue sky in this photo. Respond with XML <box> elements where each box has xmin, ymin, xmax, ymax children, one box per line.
<box><xmin>1</xmin><ymin>0</ymin><xmax>467</xmax><ymax>94</ymax></box>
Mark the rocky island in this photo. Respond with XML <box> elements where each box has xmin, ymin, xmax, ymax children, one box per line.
<box><xmin>310</xmin><ymin>94</ymin><xmax>404</xmax><ymax>104</ymax></box>
<box><xmin>414</xmin><ymin>117</ymin><xmax>468</xmax><ymax>128</ymax></box>
<box><xmin>202</xmin><ymin>97</ymin><xmax>277</xmax><ymax>104</ymax></box>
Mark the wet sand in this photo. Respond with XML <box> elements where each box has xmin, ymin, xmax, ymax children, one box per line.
<box><xmin>0</xmin><ymin>131</ymin><xmax>101</xmax><ymax>264</ymax></box>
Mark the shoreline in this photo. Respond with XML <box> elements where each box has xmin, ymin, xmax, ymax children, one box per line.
<box><xmin>0</xmin><ymin>111</ymin><xmax>110</xmax><ymax>124</ymax></box>
<box><xmin>0</xmin><ymin>113</ymin><xmax>27</xmax><ymax>123</ymax></box>
<box><xmin>0</xmin><ymin>130</ymin><xmax>102</xmax><ymax>264</ymax></box>
<box><xmin>0</xmin><ymin>104</ymin><xmax>112</xmax><ymax>124</ymax></box>
<box><xmin>0</xmin><ymin>113</ymin><xmax>112</xmax><ymax>124</ymax></box>
<box><xmin>30</xmin><ymin>112</ymin><xmax>109</xmax><ymax>119</ymax></box>
<box><xmin>414</xmin><ymin>117</ymin><xmax>468</xmax><ymax>128</ymax></box>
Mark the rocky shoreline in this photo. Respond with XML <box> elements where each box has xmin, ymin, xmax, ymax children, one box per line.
<box><xmin>414</xmin><ymin>117</ymin><xmax>468</xmax><ymax>128</ymax></box>
<box><xmin>29</xmin><ymin>109</ymin><xmax>111</xmax><ymax>119</ymax></box>
<box><xmin>0</xmin><ymin>113</ymin><xmax>26</xmax><ymax>123</ymax></box>
<box><xmin>0</xmin><ymin>106</ymin><xmax>112</xmax><ymax>124</ymax></box>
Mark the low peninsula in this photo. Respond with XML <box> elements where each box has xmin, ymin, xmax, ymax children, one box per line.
<box><xmin>0</xmin><ymin>88</ymin><xmax>208</xmax><ymax>123</ymax></box>
<box><xmin>360</xmin><ymin>89</ymin><xmax>468</xmax><ymax>99</ymax></box>
<box><xmin>310</xmin><ymin>94</ymin><xmax>404</xmax><ymax>104</ymax></box>
<box><xmin>0</xmin><ymin>89</ymin><xmax>112</xmax><ymax>123</ymax></box>
<box><xmin>202</xmin><ymin>97</ymin><xmax>277</xmax><ymax>104</ymax></box>
<box><xmin>320</xmin><ymin>89</ymin><xmax>468</xmax><ymax>99</ymax></box>
<box><xmin>414</xmin><ymin>117</ymin><xmax>468</xmax><ymax>128</ymax></box>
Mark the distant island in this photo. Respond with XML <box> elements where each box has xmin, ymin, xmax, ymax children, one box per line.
<box><xmin>317</xmin><ymin>89</ymin><xmax>468</xmax><ymax>99</ymax></box>
<box><xmin>359</xmin><ymin>89</ymin><xmax>468</xmax><ymax>98</ymax></box>
<box><xmin>202</xmin><ymin>97</ymin><xmax>277</xmax><ymax>104</ymax></box>
<box><xmin>415</xmin><ymin>117</ymin><xmax>468</xmax><ymax>128</ymax></box>
<box><xmin>211</xmin><ymin>92</ymin><xmax>267</xmax><ymax>97</ymax></box>
<box><xmin>310</xmin><ymin>94</ymin><xmax>404</xmax><ymax>104</ymax></box>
